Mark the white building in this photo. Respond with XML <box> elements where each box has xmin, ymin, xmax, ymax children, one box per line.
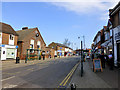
<box><xmin>0</xmin><ymin>22</ymin><xmax>18</xmax><ymax>60</ymax></box>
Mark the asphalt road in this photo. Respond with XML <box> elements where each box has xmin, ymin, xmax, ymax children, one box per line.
<box><xmin>2</xmin><ymin>57</ymin><xmax>80</xmax><ymax>89</ymax></box>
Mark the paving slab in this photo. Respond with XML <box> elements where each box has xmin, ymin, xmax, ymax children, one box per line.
<box><xmin>68</xmin><ymin>59</ymin><xmax>118</xmax><ymax>89</ymax></box>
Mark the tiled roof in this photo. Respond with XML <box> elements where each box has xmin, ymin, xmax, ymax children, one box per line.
<box><xmin>16</xmin><ymin>28</ymin><xmax>35</xmax><ymax>41</ymax></box>
<box><xmin>16</xmin><ymin>28</ymin><xmax>46</xmax><ymax>45</ymax></box>
<box><xmin>0</xmin><ymin>22</ymin><xmax>18</xmax><ymax>36</ymax></box>
<box><xmin>49</xmin><ymin>42</ymin><xmax>73</xmax><ymax>50</ymax></box>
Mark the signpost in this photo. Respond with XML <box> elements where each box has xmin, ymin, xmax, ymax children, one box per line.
<box><xmin>93</xmin><ymin>59</ymin><xmax>103</xmax><ymax>72</ymax></box>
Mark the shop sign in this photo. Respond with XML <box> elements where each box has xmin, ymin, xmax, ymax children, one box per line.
<box><xmin>115</xmin><ymin>32</ymin><xmax>120</xmax><ymax>41</ymax></box>
<box><xmin>60</xmin><ymin>47</ymin><xmax>62</xmax><ymax>49</ymax></box>
<box><xmin>16</xmin><ymin>46</ymin><xmax>18</xmax><ymax>49</ymax></box>
<box><xmin>1</xmin><ymin>45</ymin><xmax>5</xmax><ymax>47</ymax></box>
<box><xmin>93</xmin><ymin>59</ymin><xmax>103</xmax><ymax>72</ymax></box>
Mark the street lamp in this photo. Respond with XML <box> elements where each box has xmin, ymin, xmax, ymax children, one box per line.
<box><xmin>78</xmin><ymin>36</ymin><xmax>83</xmax><ymax>77</ymax></box>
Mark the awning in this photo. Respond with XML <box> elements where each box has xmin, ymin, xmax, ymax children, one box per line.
<box><xmin>101</xmin><ymin>39</ymin><xmax>112</xmax><ymax>47</ymax></box>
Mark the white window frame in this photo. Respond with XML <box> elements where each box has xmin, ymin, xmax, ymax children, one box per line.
<box><xmin>30</xmin><ymin>39</ymin><xmax>34</xmax><ymax>49</ymax></box>
<box><xmin>9</xmin><ymin>34</ymin><xmax>14</xmax><ymax>45</ymax></box>
<box><xmin>37</xmin><ymin>41</ymin><xmax>41</xmax><ymax>49</ymax></box>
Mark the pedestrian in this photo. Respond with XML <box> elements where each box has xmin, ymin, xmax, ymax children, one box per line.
<box><xmin>99</xmin><ymin>52</ymin><xmax>105</xmax><ymax>68</ymax></box>
<box><xmin>92</xmin><ymin>53</ymin><xmax>94</xmax><ymax>61</ymax></box>
<box><xmin>104</xmin><ymin>54</ymin><xmax>109</xmax><ymax>65</ymax></box>
<box><xmin>108</xmin><ymin>51</ymin><xmax>114</xmax><ymax>70</ymax></box>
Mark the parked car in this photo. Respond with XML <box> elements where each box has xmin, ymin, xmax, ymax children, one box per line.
<box><xmin>86</xmin><ymin>55</ymin><xmax>90</xmax><ymax>59</ymax></box>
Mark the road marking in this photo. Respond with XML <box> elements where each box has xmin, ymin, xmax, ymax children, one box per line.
<box><xmin>3</xmin><ymin>84</ymin><xmax>18</xmax><ymax>88</ymax></box>
<box><xmin>59</xmin><ymin>65</ymin><xmax>75</xmax><ymax>86</ymax></box>
<box><xmin>27</xmin><ymin>68</ymin><xmax>34</xmax><ymax>71</ymax></box>
<box><xmin>1</xmin><ymin>76</ymin><xmax>15</xmax><ymax>81</ymax></box>
<box><xmin>63</xmin><ymin>64</ymin><xmax>78</xmax><ymax>86</ymax></box>
<box><xmin>58</xmin><ymin>62</ymin><xmax>79</xmax><ymax>88</ymax></box>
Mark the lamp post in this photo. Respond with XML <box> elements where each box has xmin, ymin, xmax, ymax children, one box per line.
<box><xmin>78</xmin><ymin>36</ymin><xmax>83</xmax><ymax>77</ymax></box>
<box><xmin>78</xmin><ymin>37</ymin><xmax>80</xmax><ymax>55</ymax></box>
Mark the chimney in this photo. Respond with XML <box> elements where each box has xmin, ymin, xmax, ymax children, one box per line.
<box><xmin>109</xmin><ymin>9</ymin><xmax>113</xmax><ymax>14</ymax></box>
<box><xmin>22</xmin><ymin>27</ymin><xmax>28</xmax><ymax>30</ymax></box>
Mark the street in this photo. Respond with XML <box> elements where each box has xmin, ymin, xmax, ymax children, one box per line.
<box><xmin>2</xmin><ymin>57</ymin><xmax>80</xmax><ymax>88</ymax></box>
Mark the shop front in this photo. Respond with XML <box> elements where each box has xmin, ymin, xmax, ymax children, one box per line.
<box><xmin>113</xmin><ymin>25</ymin><xmax>120</xmax><ymax>67</ymax></box>
<box><xmin>101</xmin><ymin>38</ymin><xmax>113</xmax><ymax>55</ymax></box>
<box><xmin>117</xmin><ymin>41</ymin><xmax>120</xmax><ymax>67</ymax></box>
<box><xmin>0</xmin><ymin>45</ymin><xmax>18</xmax><ymax>60</ymax></box>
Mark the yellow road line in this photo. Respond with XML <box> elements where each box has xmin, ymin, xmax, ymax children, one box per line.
<box><xmin>58</xmin><ymin>62</ymin><xmax>79</xmax><ymax>87</ymax></box>
<box><xmin>63</xmin><ymin>63</ymin><xmax>78</xmax><ymax>86</ymax></box>
<box><xmin>59</xmin><ymin>65</ymin><xmax>75</xmax><ymax>86</ymax></box>
<box><xmin>59</xmin><ymin>63</ymin><xmax>77</xmax><ymax>86</ymax></box>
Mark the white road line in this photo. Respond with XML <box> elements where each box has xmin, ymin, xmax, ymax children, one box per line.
<box><xmin>3</xmin><ymin>84</ymin><xmax>18</xmax><ymax>88</ymax></box>
<box><xmin>1</xmin><ymin>76</ymin><xmax>15</xmax><ymax>81</ymax></box>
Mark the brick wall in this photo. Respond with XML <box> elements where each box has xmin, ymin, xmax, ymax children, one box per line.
<box><xmin>14</xmin><ymin>36</ymin><xmax>18</xmax><ymax>45</ymax></box>
<box><xmin>18</xmin><ymin>30</ymin><xmax>46</xmax><ymax>60</ymax></box>
<box><xmin>2</xmin><ymin>33</ymin><xmax>18</xmax><ymax>45</ymax></box>
<box><xmin>2</xmin><ymin>33</ymin><xmax>9</xmax><ymax>44</ymax></box>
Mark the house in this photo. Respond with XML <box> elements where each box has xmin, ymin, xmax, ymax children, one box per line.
<box><xmin>16</xmin><ymin>27</ymin><xmax>46</xmax><ymax>60</ymax></box>
<box><xmin>48</xmin><ymin>42</ymin><xmax>73</xmax><ymax>57</ymax></box>
<box><xmin>101</xmin><ymin>20</ymin><xmax>113</xmax><ymax>55</ymax></box>
<box><xmin>109</xmin><ymin>1</ymin><xmax>120</xmax><ymax>67</ymax></box>
<box><xmin>45</xmin><ymin>47</ymin><xmax>55</xmax><ymax>58</ymax></box>
<box><xmin>93</xmin><ymin>29</ymin><xmax>104</xmax><ymax>55</ymax></box>
<box><xmin>0</xmin><ymin>22</ymin><xmax>18</xmax><ymax>60</ymax></box>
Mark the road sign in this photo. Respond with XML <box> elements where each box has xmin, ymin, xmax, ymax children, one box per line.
<box><xmin>93</xmin><ymin>59</ymin><xmax>103</xmax><ymax>72</ymax></box>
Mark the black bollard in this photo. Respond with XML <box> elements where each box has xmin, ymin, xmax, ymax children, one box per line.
<box><xmin>71</xmin><ymin>83</ymin><xmax>76</xmax><ymax>90</ymax></box>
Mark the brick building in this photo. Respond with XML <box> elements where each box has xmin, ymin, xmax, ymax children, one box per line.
<box><xmin>101</xmin><ymin>20</ymin><xmax>113</xmax><ymax>55</ymax></box>
<box><xmin>93</xmin><ymin>29</ymin><xmax>104</xmax><ymax>58</ymax></box>
<box><xmin>45</xmin><ymin>47</ymin><xmax>55</xmax><ymax>58</ymax></box>
<box><xmin>16</xmin><ymin>27</ymin><xmax>46</xmax><ymax>60</ymax></box>
<box><xmin>48</xmin><ymin>42</ymin><xmax>73</xmax><ymax>57</ymax></box>
<box><xmin>0</xmin><ymin>22</ymin><xmax>18</xmax><ymax>60</ymax></box>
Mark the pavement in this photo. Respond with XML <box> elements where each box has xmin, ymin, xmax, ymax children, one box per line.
<box><xmin>68</xmin><ymin>58</ymin><xmax>119</xmax><ymax>89</ymax></box>
<box><xmin>1</xmin><ymin>56</ymin><xmax>80</xmax><ymax>89</ymax></box>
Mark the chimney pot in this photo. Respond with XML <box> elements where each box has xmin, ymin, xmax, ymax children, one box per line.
<box><xmin>22</xmin><ymin>27</ymin><xmax>28</xmax><ymax>30</ymax></box>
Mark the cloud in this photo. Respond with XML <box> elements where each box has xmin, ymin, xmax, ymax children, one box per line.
<box><xmin>51</xmin><ymin>1</ymin><xmax>119</xmax><ymax>14</ymax></box>
<box><xmin>1</xmin><ymin>0</ymin><xmax>119</xmax><ymax>21</ymax></box>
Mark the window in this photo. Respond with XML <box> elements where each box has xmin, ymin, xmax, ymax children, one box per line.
<box><xmin>10</xmin><ymin>34</ymin><xmax>14</xmax><ymax>40</ymax></box>
<box><xmin>30</xmin><ymin>44</ymin><xmax>33</xmax><ymax>49</ymax></box>
<box><xmin>119</xmin><ymin>11</ymin><xmax>120</xmax><ymax>25</ymax></box>
<box><xmin>30</xmin><ymin>39</ymin><xmax>34</xmax><ymax>49</ymax></box>
<box><xmin>110</xmin><ymin>30</ymin><xmax>112</xmax><ymax>37</ymax></box>
<box><xmin>37</xmin><ymin>45</ymin><xmax>40</xmax><ymax>49</ymax></box>
<box><xmin>37</xmin><ymin>41</ymin><xmax>41</xmax><ymax>49</ymax></box>
<box><xmin>107</xmin><ymin>32</ymin><xmax>110</xmax><ymax>40</ymax></box>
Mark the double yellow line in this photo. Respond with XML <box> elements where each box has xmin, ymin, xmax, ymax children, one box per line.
<box><xmin>58</xmin><ymin>62</ymin><xmax>80</xmax><ymax>88</ymax></box>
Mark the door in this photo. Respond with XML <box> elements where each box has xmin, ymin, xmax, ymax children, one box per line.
<box><xmin>6</xmin><ymin>49</ymin><xmax>15</xmax><ymax>59</ymax></box>
<box><xmin>117</xmin><ymin>43</ymin><xmax>120</xmax><ymax>67</ymax></box>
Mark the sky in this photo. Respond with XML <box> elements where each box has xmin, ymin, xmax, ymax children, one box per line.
<box><xmin>1</xmin><ymin>0</ymin><xmax>119</xmax><ymax>50</ymax></box>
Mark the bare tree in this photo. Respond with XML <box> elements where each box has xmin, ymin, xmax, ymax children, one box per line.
<box><xmin>63</xmin><ymin>38</ymin><xmax>71</xmax><ymax>46</ymax></box>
